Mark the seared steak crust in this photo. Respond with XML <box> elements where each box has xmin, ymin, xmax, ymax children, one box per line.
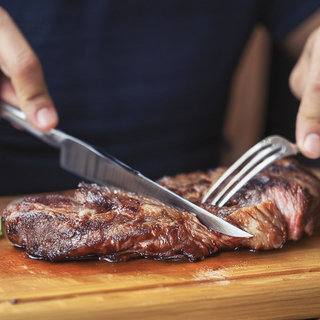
<box><xmin>2</xmin><ymin>158</ymin><xmax>320</xmax><ymax>262</ymax></box>
<box><xmin>2</xmin><ymin>184</ymin><xmax>217</xmax><ymax>261</ymax></box>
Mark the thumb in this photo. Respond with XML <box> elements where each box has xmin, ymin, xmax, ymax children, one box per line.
<box><xmin>296</xmin><ymin>86</ymin><xmax>320</xmax><ymax>159</ymax></box>
<box><xmin>0</xmin><ymin>7</ymin><xmax>58</xmax><ymax>131</ymax></box>
<box><xmin>292</xmin><ymin>28</ymin><xmax>320</xmax><ymax>158</ymax></box>
<box><xmin>9</xmin><ymin>55</ymin><xmax>59</xmax><ymax>131</ymax></box>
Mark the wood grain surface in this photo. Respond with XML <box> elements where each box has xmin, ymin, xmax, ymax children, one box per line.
<box><xmin>1</xmin><ymin>193</ymin><xmax>320</xmax><ymax>320</ymax></box>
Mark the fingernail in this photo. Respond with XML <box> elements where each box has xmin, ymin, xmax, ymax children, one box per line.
<box><xmin>36</xmin><ymin>107</ymin><xmax>56</xmax><ymax>129</ymax></box>
<box><xmin>304</xmin><ymin>133</ymin><xmax>320</xmax><ymax>158</ymax></box>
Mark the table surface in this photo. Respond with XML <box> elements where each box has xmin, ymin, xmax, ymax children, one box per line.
<box><xmin>1</xmin><ymin>192</ymin><xmax>320</xmax><ymax>320</ymax></box>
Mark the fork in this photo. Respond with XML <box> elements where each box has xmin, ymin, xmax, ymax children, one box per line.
<box><xmin>201</xmin><ymin>135</ymin><xmax>300</xmax><ymax>207</ymax></box>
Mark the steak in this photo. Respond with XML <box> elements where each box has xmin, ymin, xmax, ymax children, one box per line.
<box><xmin>2</xmin><ymin>158</ymin><xmax>320</xmax><ymax>262</ymax></box>
<box><xmin>2</xmin><ymin>183</ymin><xmax>218</xmax><ymax>261</ymax></box>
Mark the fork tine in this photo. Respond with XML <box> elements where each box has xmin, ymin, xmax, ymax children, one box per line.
<box><xmin>202</xmin><ymin>135</ymin><xmax>299</xmax><ymax>208</ymax></box>
<box><xmin>201</xmin><ymin>137</ymin><xmax>274</xmax><ymax>203</ymax></box>
<box><xmin>209</xmin><ymin>144</ymin><xmax>280</xmax><ymax>205</ymax></box>
<box><xmin>214</xmin><ymin>148</ymin><xmax>287</xmax><ymax>207</ymax></box>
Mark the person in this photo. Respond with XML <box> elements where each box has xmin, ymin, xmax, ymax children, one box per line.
<box><xmin>0</xmin><ymin>1</ymin><xmax>320</xmax><ymax>195</ymax></box>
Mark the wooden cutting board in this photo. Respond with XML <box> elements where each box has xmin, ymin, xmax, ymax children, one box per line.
<box><xmin>1</xmin><ymin>193</ymin><xmax>320</xmax><ymax>320</ymax></box>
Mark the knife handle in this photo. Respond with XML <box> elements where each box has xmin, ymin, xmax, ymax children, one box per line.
<box><xmin>0</xmin><ymin>101</ymin><xmax>70</xmax><ymax>149</ymax></box>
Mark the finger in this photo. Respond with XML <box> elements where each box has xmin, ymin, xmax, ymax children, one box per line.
<box><xmin>296</xmin><ymin>29</ymin><xmax>320</xmax><ymax>158</ymax></box>
<box><xmin>0</xmin><ymin>74</ymin><xmax>19</xmax><ymax>106</ymax></box>
<box><xmin>0</xmin><ymin>75</ymin><xmax>22</xmax><ymax>130</ymax></box>
<box><xmin>0</xmin><ymin>7</ymin><xmax>58</xmax><ymax>131</ymax></box>
<box><xmin>289</xmin><ymin>49</ymin><xmax>309</xmax><ymax>100</ymax></box>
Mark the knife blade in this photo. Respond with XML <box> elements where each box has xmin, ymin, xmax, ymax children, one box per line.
<box><xmin>1</xmin><ymin>101</ymin><xmax>253</xmax><ymax>238</ymax></box>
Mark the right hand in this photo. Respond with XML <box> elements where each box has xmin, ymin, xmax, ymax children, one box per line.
<box><xmin>0</xmin><ymin>7</ymin><xmax>58</xmax><ymax>131</ymax></box>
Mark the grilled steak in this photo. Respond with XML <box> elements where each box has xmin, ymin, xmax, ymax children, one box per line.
<box><xmin>2</xmin><ymin>158</ymin><xmax>320</xmax><ymax>262</ymax></box>
<box><xmin>2</xmin><ymin>183</ymin><xmax>218</xmax><ymax>261</ymax></box>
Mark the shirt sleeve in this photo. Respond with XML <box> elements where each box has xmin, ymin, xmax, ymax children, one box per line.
<box><xmin>259</xmin><ymin>0</ymin><xmax>320</xmax><ymax>41</ymax></box>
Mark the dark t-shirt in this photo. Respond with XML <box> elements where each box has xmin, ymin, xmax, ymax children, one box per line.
<box><xmin>0</xmin><ymin>0</ymin><xmax>319</xmax><ymax>195</ymax></box>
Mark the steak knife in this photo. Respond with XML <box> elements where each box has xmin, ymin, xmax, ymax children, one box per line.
<box><xmin>1</xmin><ymin>101</ymin><xmax>253</xmax><ymax>238</ymax></box>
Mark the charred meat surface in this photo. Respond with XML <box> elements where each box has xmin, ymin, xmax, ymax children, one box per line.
<box><xmin>3</xmin><ymin>158</ymin><xmax>320</xmax><ymax>262</ymax></box>
<box><xmin>2</xmin><ymin>184</ymin><xmax>217</xmax><ymax>262</ymax></box>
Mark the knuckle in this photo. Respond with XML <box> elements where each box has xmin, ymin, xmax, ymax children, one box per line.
<box><xmin>25</xmin><ymin>89</ymin><xmax>48</xmax><ymax>103</ymax></box>
<box><xmin>308</xmin><ymin>78</ymin><xmax>320</xmax><ymax>93</ymax></box>
<box><xmin>19</xmin><ymin>82</ymin><xmax>48</xmax><ymax>104</ymax></box>
<box><xmin>298</xmin><ymin>104</ymin><xmax>320</xmax><ymax>125</ymax></box>
<box><xmin>289</xmin><ymin>68</ymin><xmax>299</xmax><ymax>87</ymax></box>
<box><xmin>12</xmin><ymin>51</ymin><xmax>40</xmax><ymax>76</ymax></box>
<box><xmin>289</xmin><ymin>68</ymin><xmax>303</xmax><ymax>99</ymax></box>
<box><xmin>300</xmin><ymin>114</ymin><xmax>320</xmax><ymax>126</ymax></box>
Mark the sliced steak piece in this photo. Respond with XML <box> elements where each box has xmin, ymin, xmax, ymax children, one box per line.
<box><xmin>2</xmin><ymin>184</ymin><xmax>217</xmax><ymax>262</ymax></box>
<box><xmin>209</xmin><ymin>202</ymin><xmax>287</xmax><ymax>251</ymax></box>
<box><xmin>158</xmin><ymin>171</ymin><xmax>288</xmax><ymax>251</ymax></box>
<box><xmin>2</xmin><ymin>158</ymin><xmax>320</xmax><ymax>262</ymax></box>
<box><xmin>158</xmin><ymin>158</ymin><xmax>320</xmax><ymax>249</ymax></box>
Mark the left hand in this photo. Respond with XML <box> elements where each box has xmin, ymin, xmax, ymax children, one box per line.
<box><xmin>290</xmin><ymin>26</ymin><xmax>320</xmax><ymax>159</ymax></box>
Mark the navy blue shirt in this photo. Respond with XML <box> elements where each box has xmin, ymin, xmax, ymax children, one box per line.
<box><xmin>0</xmin><ymin>0</ymin><xmax>319</xmax><ymax>195</ymax></box>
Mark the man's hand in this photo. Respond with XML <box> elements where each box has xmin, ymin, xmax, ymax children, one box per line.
<box><xmin>0</xmin><ymin>7</ymin><xmax>58</xmax><ymax>131</ymax></box>
<box><xmin>290</xmin><ymin>26</ymin><xmax>320</xmax><ymax>158</ymax></box>
<box><xmin>283</xmin><ymin>8</ymin><xmax>320</xmax><ymax>159</ymax></box>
